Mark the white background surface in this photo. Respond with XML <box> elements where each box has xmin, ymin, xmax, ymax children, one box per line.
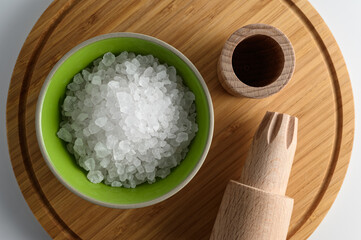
<box><xmin>0</xmin><ymin>0</ymin><xmax>359</xmax><ymax>239</ymax></box>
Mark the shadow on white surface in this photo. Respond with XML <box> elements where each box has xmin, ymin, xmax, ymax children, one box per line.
<box><xmin>307</xmin><ymin>1</ymin><xmax>361</xmax><ymax>239</ymax></box>
<box><xmin>0</xmin><ymin>0</ymin><xmax>52</xmax><ymax>239</ymax></box>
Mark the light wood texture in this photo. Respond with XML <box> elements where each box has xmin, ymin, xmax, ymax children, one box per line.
<box><xmin>211</xmin><ymin>112</ymin><xmax>297</xmax><ymax>239</ymax></box>
<box><xmin>218</xmin><ymin>24</ymin><xmax>295</xmax><ymax>98</ymax></box>
<box><xmin>6</xmin><ymin>0</ymin><xmax>354</xmax><ymax>239</ymax></box>
<box><xmin>240</xmin><ymin>112</ymin><xmax>298</xmax><ymax>195</ymax></box>
<box><xmin>210</xmin><ymin>181</ymin><xmax>294</xmax><ymax>240</ymax></box>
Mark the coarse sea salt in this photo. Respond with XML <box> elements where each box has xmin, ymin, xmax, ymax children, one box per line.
<box><xmin>57</xmin><ymin>51</ymin><xmax>198</xmax><ymax>188</ymax></box>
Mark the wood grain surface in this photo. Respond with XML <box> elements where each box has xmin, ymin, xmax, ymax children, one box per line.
<box><xmin>210</xmin><ymin>181</ymin><xmax>294</xmax><ymax>240</ymax></box>
<box><xmin>6</xmin><ymin>0</ymin><xmax>354</xmax><ymax>239</ymax></box>
<box><xmin>239</xmin><ymin>112</ymin><xmax>298</xmax><ymax>196</ymax></box>
<box><xmin>211</xmin><ymin>112</ymin><xmax>298</xmax><ymax>239</ymax></box>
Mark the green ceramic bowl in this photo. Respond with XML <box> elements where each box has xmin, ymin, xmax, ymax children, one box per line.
<box><xmin>36</xmin><ymin>33</ymin><xmax>214</xmax><ymax>208</ymax></box>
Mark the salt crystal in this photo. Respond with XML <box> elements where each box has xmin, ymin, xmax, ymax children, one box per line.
<box><xmin>77</xmin><ymin>113</ymin><xmax>88</xmax><ymax>121</ymax></box>
<box><xmin>111</xmin><ymin>181</ymin><xmax>122</xmax><ymax>187</ymax></box>
<box><xmin>84</xmin><ymin>158</ymin><xmax>95</xmax><ymax>171</ymax></box>
<box><xmin>134</xmin><ymin>158</ymin><xmax>141</xmax><ymax>167</ymax></box>
<box><xmin>137</xmin><ymin>165</ymin><xmax>145</xmax><ymax>174</ymax></box>
<box><xmin>100</xmin><ymin>158</ymin><xmax>110</xmax><ymax>168</ymax></box>
<box><xmin>108</xmin><ymin>80</ymin><xmax>120</xmax><ymax>89</ymax></box>
<box><xmin>118</xmin><ymin>141</ymin><xmax>130</xmax><ymax>153</ymax></box>
<box><xmin>127</xmin><ymin>165</ymin><xmax>136</xmax><ymax>174</ymax></box>
<box><xmin>82</xmin><ymin>69</ymin><xmax>90</xmax><ymax>81</ymax></box>
<box><xmin>74</xmin><ymin>138</ymin><xmax>83</xmax><ymax>146</ymax></box>
<box><xmin>88</xmin><ymin>122</ymin><xmax>100</xmax><ymax>134</ymax></box>
<box><xmin>94</xmin><ymin>142</ymin><xmax>110</xmax><ymax>158</ymax></box>
<box><xmin>92</xmin><ymin>75</ymin><xmax>102</xmax><ymax>85</ymax></box>
<box><xmin>119</xmin><ymin>174</ymin><xmax>127</xmax><ymax>182</ymax></box>
<box><xmin>87</xmin><ymin>170</ymin><xmax>104</xmax><ymax>183</ymax></box>
<box><xmin>156</xmin><ymin>71</ymin><xmax>167</xmax><ymax>80</ymax></box>
<box><xmin>147</xmin><ymin>172</ymin><xmax>156</xmax><ymax>182</ymax></box>
<box><xmin>74</xmin><ymin>73</ymin><xmax>84</xmax><ymax>84</ymax></box>
<box><xmin>95</xmin><ymin>117</ymin><xmax>107</xmax><ymax>127</ymax></box>
<box><xmin>124</xmin><ymin>61</ymin><xmax>137</xmax><ymax>74</ymax></box>
<box><xmin>67</xmin><ymin>143</ymin><xmax>74</xmax><ymax>154</ymax></box>
<box><xmin>176</xmin><ymin>132</ymin><xmax>189</xmax><ymax>143</ymax></box>
<box><xmin>83</xmin><ymin>128</ymin><xmax>91</xmax><ymax>137</ymax></box>
<box><xmin>63</xmin><ymin>96</ymin><xmax>76</xmax><ymax>111</ymax></box>
<box><xmin>67</xmin><ymin>82</ymin><xmax>80</xmax><ymax>91</ymax></box>
<box><xmin>157</xmin><ymin>168</ymin><xmax>170</xmax><ymax>179</ymax></box>
<box><xmin>129</xmin><ymin>180</ymin><xmax>136</xmax><ymax>188</ymax></box>
<box><xmin>113</xmin><ymin>148</ymin><xmax>124</xmax><ymax>161</ymax></box>
<box><xmin>145</xmin><ymin>164</ymin><xmax>155</xmax><ymax>173</ymax></box>
<box><xmin>116</xmin><ymin>51</ymin><xmax>128</xmax><ymax>62</ymax></box>
<box><xmin>102</xmin><ymin>52</ymin><xmax>116</xmax><ymax>66</ymax></box>
<box><xmin>109</xmin><ymin>169</ymin><xmax>117</xmax><ymax>178</ymax></box>
<box><xmin>139</xmin><ymin>76</ymin><xmax>149</xmax><ymax>87</ymax></box>
<box><xmin>135</xmin><ymin>172</ymin><xmax>146</xmax><ymax>181</ymax></box>
<box><xmin>106</xmin><ymin>135</ymin><xmax>118</xmax><ymax>149</ymax></box>
<box><xmin>57</xmin><ymin>128</ymin><xmax>72</xmax><ymax>142</ymax></box>
<box><xmin>116</xmin><ymin>165</ymin><xmax>125</xmax><ymax>175</ymax></box>
<box><xmin>143</xmin><ymin>67</ymin><xmax>154</xmax><ymax>77</ymax></box>
<box><xmin>57</xmin><ymin>51</ymin><xmax>198</xmax><ymax>188</ymax></box>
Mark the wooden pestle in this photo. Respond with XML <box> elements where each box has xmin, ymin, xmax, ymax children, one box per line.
<box><xmin>210</xmin><ymin>112</ymin><xmax>298</xmax><ymax>240</ymax></box>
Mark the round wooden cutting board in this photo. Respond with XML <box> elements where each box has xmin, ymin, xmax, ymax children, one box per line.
<box><xmin>6</xmin><ymin>0</ymin><xmax>354</xmax><ymax>239</ymax></box>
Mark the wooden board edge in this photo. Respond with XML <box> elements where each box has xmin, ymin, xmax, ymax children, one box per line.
<box><xmin>5</xmin><ymin>0</ymin><xmax>355</xmax><ymax>239</ymax></box>
<box><xmin>6</xmin><ymin>0</ymin><xmax>80</xmax><ymax>239</ymax></box>
<box><xmin>282</xmin><ymin>0</ymin><xmax>355</xmax><ymax>239</ymax></box>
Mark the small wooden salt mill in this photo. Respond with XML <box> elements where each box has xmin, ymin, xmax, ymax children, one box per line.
<box><xmin>217</xmin><ymin>24</ymin><xmax>295</xmax><ymax>99</ymax></box>
<box><xmin>210</xmin><ymin>111</ymin><xmax>298</xmax><ymax>240</ymax></box>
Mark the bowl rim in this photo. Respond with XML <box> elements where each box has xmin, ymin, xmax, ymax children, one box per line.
<box><xmin>36</xmin><ymin>32</ymin><xmax>214</xmax><ymax>209</ymax></box>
